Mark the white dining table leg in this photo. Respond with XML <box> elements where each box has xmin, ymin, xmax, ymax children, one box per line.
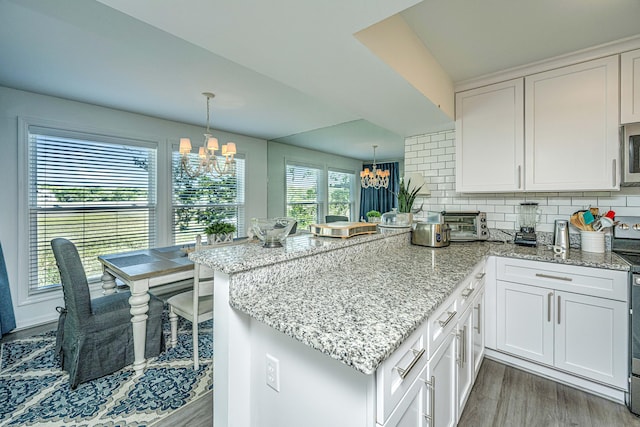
<box><xmin>101</xmin><ymin>269</ymin><xmax>117</xmax><ymax>295</ymax></box>
<box><xmin>129</xmin><ymin>280</ymin><xmax>150</xmax><ymax>375</ymax></box>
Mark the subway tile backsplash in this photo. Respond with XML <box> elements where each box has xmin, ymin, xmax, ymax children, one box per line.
<box><xmin>405</xmin><ymin>129</ymin><xmax>640</xmax><ymax>233</ymax></box>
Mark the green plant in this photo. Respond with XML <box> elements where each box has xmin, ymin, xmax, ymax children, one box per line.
<box><xmin>366</xmin><ymin>210</ymin><xmax>381</xmax><ymax>218</ymax></box>
<box><xmin>397</xmin><ymin>177</ymin><xmax>423</xmax><ymax>213</ymax></box>
<box><xmin>204</xmin><ymin>221</ymin><xmax>236</xmax><ymax>235</ymax></box>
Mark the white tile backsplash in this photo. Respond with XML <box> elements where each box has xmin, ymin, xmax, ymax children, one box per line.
<box><xmin>406</xmin><ymin>129</ymin><xmax>640</xmax><ymax>233</ymax></box>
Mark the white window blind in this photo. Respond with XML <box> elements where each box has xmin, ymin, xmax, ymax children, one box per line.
<box><xmin>286</xmin><ymin>163</ymin><xmax>322</xmax><ymax>228</ymax></box>
<box><xmin>28</xmin><ymin>127</ymin><xmax>157</xmax><ymax>293</ymax></box>
<box><xmin>328</xmin><ymin>169</ymin><xmax>355</xmax><ymax>220</ymax></box>
<box><xmin>171</xmin><ymin>153</ymin><xmax>246</xmax><ymax>244</ymax></box>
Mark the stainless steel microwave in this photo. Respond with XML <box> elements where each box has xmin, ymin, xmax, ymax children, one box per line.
<box><xmin>623</xmin><ymin>123</ymin><xmax>640</xmax><ymax>186</ymax></box>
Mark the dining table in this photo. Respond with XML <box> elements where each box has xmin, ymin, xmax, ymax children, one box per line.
<box><xmin>98</xmin><ymin>245</ymin><xmax>195</xmax><ymax>375</ymax></box>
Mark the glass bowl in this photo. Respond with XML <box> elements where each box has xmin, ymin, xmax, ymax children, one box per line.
<box><xmin>251</xmin><ymin>217</ymin><xmax>297</xmax><ymax>248</ymax></box>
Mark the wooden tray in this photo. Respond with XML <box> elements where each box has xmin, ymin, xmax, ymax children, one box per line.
<box><xmin>308</xmin><ymin>221</ymin><xmax>377</xmax><ymax>238</ymax></box>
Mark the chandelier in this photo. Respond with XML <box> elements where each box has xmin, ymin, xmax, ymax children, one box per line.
<box><xmin>179</xmin><ymin>92</ymin><xmax>236</xmax><ymax>177</ymax></box>
<box><xmin>360</xmin><ymin>145</ymin><xmax>389</xmax><ymax>189</ymax></box>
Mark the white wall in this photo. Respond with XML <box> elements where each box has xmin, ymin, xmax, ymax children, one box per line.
<box><xmin>266</xmin><ymin>140</ymin><xmax>364</xmax><ymax>219</ymax></box>
<box><xmin>0</xmin><ymin>86</ymin><xmax>268</xmax><ymax>329</ymax></box>
<box><xmin>405</xmin><ymin>129</ymin><xmax>640</xmax><ymax>233</ymax></box>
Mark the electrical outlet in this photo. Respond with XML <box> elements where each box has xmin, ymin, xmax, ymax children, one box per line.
<box><xmin>266</xmin><ymin>354</ymin><xmax>280</xmax><ymax>392</ymax></box>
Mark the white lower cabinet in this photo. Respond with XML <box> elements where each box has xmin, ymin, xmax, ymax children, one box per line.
<box><xmin>495</xmin><ymin>257</ymin><xmax>628</xmax><ymax>390</ymax></box>
<box><xmin>427</xmin><ymin>333</ymin><xmax>457</xmax><ymax>427</ymax></box>
<box><xmin>456</xmin><ymin>302</ymin><xmax>474</xmax><ymax>417</ymax></box>
<box><xmin>471</xmin><ymin>288</ymin><xmax>485</xmax><ymax>377</ymax></box>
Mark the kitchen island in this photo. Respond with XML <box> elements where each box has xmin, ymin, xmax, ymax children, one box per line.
<box><xmin>190</xmin><ymin>231</ymin><xmax>629</xmax><ymax>427</ymax></box>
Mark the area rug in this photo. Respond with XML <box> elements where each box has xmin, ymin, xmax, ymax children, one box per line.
<box><xmin>0</xmin><ymin>312</ymin><xmax>213</xmax><ymax>426</ymax></box>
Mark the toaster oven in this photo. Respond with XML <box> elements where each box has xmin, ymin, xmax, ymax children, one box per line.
<box><xmin>442</xmin><ymin>211</ymin><xmax>489</xmax><ymax>241</ymax></box>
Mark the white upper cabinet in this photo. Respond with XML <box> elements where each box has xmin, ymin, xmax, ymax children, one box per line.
<box><xmin>455</xmin><ymin>79</ymin><xmax>524</xmax><ymax>192</ymax></box>
<box><xmin>525</xmin><ymin>56</ymin><xmax>620</xmax><ymax>191</ymax></box>
<box><xmin>455</xmin><ymin>55</ymin><xmax>620</xmax><ymax>192</ymax></box>
<box><xmin>622</xmin><ymin>48</ymin><xmax>640</xmax><ymax>124</ymax></box>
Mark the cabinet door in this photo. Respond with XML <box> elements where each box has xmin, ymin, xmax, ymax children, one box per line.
<box><xmin>525</xmin><ymin>55</ymin><xmax>619</xmax><ymax>191</ymax></box>
<box><xmin>425</xmin><ymin>333</ymin><xmax>457</xmax><ymax>427</ymax></box>
<box><xmin>455</xmin><ymin>79</ymin><xmax>524</xmax><ymax>192</ymax></box>
<box><xmin>496</xmin><ymin>281</ymin><xmax>554</xmax><ymax>366</ymax></box>
<box><xmin>472</xmin><ymin>287</ymin><xmax>485</xmax><ymax>376</ymax></box>
<box><xmin>456</xmin><ymin>307</ymin><xmax>474</xmax><ymax>418</ymax></box>
<box><xmin>622</xmin><ymin>48</ymin><xmax>640</xmax><ymax>124</ymax></box>
<box><xmin>555</xmin><ymin>291</ymin><xmax>628</xmax><ymax>388</ymax></box>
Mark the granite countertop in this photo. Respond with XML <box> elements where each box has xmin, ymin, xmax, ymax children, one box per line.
<box><xmin>193</xmin><ymin>231</ymin><xmax>630</xmax><ymax>376</ymax></box>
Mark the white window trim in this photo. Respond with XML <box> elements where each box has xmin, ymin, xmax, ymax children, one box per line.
<box><xmin>327</xmin><ymin>167</ymin><xmax>357</xmax><ymax>221</ymax></box>
<box><xmin>17</xmin><ymin>116</ymin><xmax>163</xmax><ymax>306</ymax></box>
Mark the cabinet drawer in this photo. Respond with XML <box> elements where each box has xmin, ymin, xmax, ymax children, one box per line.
<box><xmin>496</xmin><ymin>257</ymin><xmax>628</xmax><ymax>301</ymax></box>
<box><xmin>427</xmin><ymin>292</ymin><xmax>458</xmax><ymax>359</ymax></box>
<box><xmin>458</xmin><ymin>262</ymin><xmax>486</xmax><ymax>313</ymax></box>
<box><xmin>376</xmin><ymin>323</ymin><xmax>428</xmax><ymax>424</ymax></box>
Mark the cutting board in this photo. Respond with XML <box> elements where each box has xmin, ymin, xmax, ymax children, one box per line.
<box><xmin>308</xmin><ymin>221</ymin><xmax>378</xmax><ymax>238</ymax></box>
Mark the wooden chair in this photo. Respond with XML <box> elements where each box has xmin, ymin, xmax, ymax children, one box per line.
<box><xmin>167</xmin><ymin>235</ymin><xmax>214</xmax><ymax>369</ymax></box>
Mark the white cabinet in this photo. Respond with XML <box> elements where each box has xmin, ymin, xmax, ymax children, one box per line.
<box><xmin>622</xmin><ymin>48</ymin><xmax>640</xmax><ymax>124</ymax></box>
<box><xmin>495</xmin><ymin>257</ymin><xmax>628</xmax><ymax>390</ymax></box>
<box><xmin>426</xmin><ymin>333</ymin><xmax>457</xmax><ymax>427</ymax></box>
<box><xmin>525</xmin><ymin>56</ymin><xmax>620</xmax><ymax>191</ymax></box>
<box><xmin>455</xmin><ymin>79</ymin><xmax>524</xmax><ymax>192</ymax></box>
<box><xmin>456</xmin><ymin>305</ymin><xmax>474</xmax><ymax>416</ymax></box>
<box><xmin>455</xmin><ymin>55</ymin><xmax>620</xmax><ymax>192</ymax></box>
<box><xmin>382</xmin><ymin>363</ymin><xmax>429</xmax><ymax>427</ymax></box>
<box><xmin>471</xmin><ymin>287</ymin><xmax>485</xmax><ymax>377</ymax></box>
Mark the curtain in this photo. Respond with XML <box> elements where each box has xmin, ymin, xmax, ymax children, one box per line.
<box><xmin>359</xmin><ymin>161</ymin><xmax>399</xmax><ymax>219</ymax></box>
<box><xmin>0</xmin><ymin>242</ymin><xmax>16</xmax><ymax>336</ymax></box>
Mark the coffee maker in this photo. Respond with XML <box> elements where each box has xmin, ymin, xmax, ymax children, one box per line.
<box><xmin>514</xmin><ymin>202</ymin><xmax>539</xmax><ymax>246</ymax></box>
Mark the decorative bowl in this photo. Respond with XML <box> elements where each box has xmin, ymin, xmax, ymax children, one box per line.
<box><xmin>251</xmin><ymin>217</ymin><xmax>297</xmax><ymax>248</ymax></box>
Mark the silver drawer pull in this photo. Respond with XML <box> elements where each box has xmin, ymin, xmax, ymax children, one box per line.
<box><xmin>423</xmin><ymin>375</ymin><xmax>436</xmax><ymax>425</ymax></box>
<box><xmin>536</xmin><ymin>273</ymin><xmax>573</xmax><ymax>282</ymax></box>
<box><xmin>475</xmin><ymin>272</ymin><xmax>486</xmax><ymax>280</ymax></box>
<box><xmin>438</xmin><ymin>310</ymin><xmax>457</xmax><ymax>328</ymax></box>
<box><xmin>461</xmin><ymin>287</ymin><xmax>473</xmax><ymax>298</ymax></box>
<box><xmin>395</xmin><ymin>348</ymin><xmax>425</xmax><ymax>380</ymax></box>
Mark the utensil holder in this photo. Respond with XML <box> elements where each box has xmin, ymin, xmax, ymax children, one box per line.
<box><xmin>580</xmin><ymin>231</ymin><xmax>605</xmax><ymax>253</ymax></box>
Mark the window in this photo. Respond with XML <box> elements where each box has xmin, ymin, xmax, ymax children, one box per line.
<box><xmin>286</xmin><ymin>163</ymin><xmax>323</xmax><ymax>229</ymax></box>
<box><xmin>171</xmin><ymin>152</ymin><xmax>245</xmax><ymax>245</ymax></box>
<box><xmin>27</xmin><ymin>127</ymin><xmax>156</xmax><ymax>293</ymax></box>
<box><xmin>328</xmin><ymin>170</ymin><xmax>355</xmax><ymax>220</ymax></box>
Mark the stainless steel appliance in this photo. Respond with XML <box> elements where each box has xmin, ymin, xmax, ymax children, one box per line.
<box><xmin>622</xmin><ymin>123</ymin><xmax>640</xmax><ymax>186</ymax></box>
<box><xmin>411</xmin><ymin>222</ymin><xmax>451</xmax><ymax>247</ymax></box>
<box><xmin>515</xmin><ymin>202</ymin><xmax>540</xmax><ymax>246</ymax></box>
<box><xmin>553</xmin><ymin>219</ymin><xmax>570</xmax><ymax>252</ymax></box>
<box><xmin>611</xmin><ymin>215</ymin><xmax>640</xmax><ymax>414</ymax></box>
<box><xmin>442</xmin><ymin>211</ymin><xmax>488</xmax><ymax>241</ymax></box>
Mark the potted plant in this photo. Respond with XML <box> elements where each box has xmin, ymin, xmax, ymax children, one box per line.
<box><xmin>397</xmin><ymin>177</ymin><xmax>424</xmax><ymax>213</ymax></box>
<box><xmin>204</xmin><ymin>221</ymin><xmax>236</xmax><ymax>245</ymax></box>
<box><xmin>366</xmin><ymin>210</ymin><xmax>381</xmax><ymax>223</ymax></box>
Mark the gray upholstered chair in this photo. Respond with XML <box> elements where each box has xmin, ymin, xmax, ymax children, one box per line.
<box><xmin>51</xmin><ymin>238</ymin><xmax>164</xmax><ymax>388</ymax></box>
<box><xmin>325</xmin><ymin>215</ymin><xmax>348</xmax><ymax>223</ymax></box>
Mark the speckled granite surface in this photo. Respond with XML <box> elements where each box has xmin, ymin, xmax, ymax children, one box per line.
<box><xmin>191</xmin><ymin>230</ymin><xmax>630</xmax><ymax>375</ymax></box>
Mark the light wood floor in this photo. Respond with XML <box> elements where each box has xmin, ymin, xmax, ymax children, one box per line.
<box><xmin>459</xmin><ymin>358</ymin><xmax>640</xmax><ymax>427</ymax></box>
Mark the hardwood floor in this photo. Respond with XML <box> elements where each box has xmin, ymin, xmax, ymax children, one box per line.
<box><xmin>459</xmin><ymin>358</ymin><xmax>640</xmax><ymax>427</ymax></box>
<box><xmin>151</xmin><ymin>391</ymin><xmax>212</xmax><ymax>427</ymax></box>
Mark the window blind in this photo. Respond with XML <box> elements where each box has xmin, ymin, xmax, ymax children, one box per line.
<box><xmin>286</xmin><ymin>163</ymin><xmax>322</xmax><ymax>228</ymax></box>
<box><xmin>171</xmin><ymin>153</ymin><xmax>246</xmax><ymax>244</ymax></box>
<box><xmin>28</xmin><ymin>128</ymin><xmax>156</xmax><ymax>293</ymax></box>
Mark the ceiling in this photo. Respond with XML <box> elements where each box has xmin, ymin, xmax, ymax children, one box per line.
<box><xmin>1</xmin><ymin>0</ymin><xmax>639</xmax><ymax>160</ymax></box>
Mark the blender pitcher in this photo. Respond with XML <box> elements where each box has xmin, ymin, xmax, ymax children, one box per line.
<box><xmin>519</xmin><ymin>202</ymin><xmax>541</xmax><ymax>233</ymax></box>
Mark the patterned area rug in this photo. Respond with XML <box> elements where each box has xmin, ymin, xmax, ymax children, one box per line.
<box><xmin>0</xmin><ymin>312</ymin><xmax>213</xmax><ymax>426</ymax></box>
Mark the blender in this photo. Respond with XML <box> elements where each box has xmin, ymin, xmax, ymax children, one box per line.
<box><xmin>515</xmin><ymin>202</ymin><xmax>539</xmax><ymax>246</ymax></box>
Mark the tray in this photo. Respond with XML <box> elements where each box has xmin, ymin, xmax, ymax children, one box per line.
<box><xmin>308</xmin><ymin>221</ymin><xmax>378</xmax><ymax>238</ymax></box>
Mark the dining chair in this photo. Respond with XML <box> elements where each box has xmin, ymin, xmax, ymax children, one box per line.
<box><xmin>325</xmin><ymin>215</ymin><xmax>349</xmax><ymax>223</ymax></box>
<box><xmin>51</xmin><ymin>238</ymin><xmax>165</xmax><ymax>388</ymax></box>
<box><xmin>167</xmin><ymin>235</ymin><xmax>214</xmax><ymax>369</ymax></box>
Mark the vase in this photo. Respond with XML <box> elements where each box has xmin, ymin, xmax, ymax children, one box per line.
<box><xmin>207</xmin><ymin>233</ymin><xmax>234</xmax><ymax>245</ymax></box>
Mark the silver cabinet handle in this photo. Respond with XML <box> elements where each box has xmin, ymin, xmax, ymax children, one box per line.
<box><xmin>536</xmin><ymin>273</ymin><xmax>573</xmax><ymax>282</ymax></box>
<box><xmin>395</xmin><ymin>348</ymin><xmax>425</xmax><ymax>380</ymax></box>
<box><xmin>438</xmin><ymin>311</ymin><xmax>457</xmax><ymax>328</ymax></box>
<box><xmin>517</xmin><ymin>165</ymin><xmax>522</xmax><ymax>189</ymax></box>
<box><xmin>461</xmin><ymin>287</ymin><xmax>473</xmax><ymax>298</ymax></box>
<box><xmin>423</xmin><ymin>375</ymin><xmax>436</xmax><ymax>426</ymax></box>
<box><xmin>548</xmin><ymin>292</ymin><xmax>553</xmax><ymax>323</ymax></box>
<box><xmin>613</xmin><ymin>159</ymin><xmax>617</xmax><ymax>187</ymax></box>
<box><xmin>475</xmin><ymin>272</ymin><xmax>486</xmax><ymax>280</ymax></box>
<box><xmin>558</xmin><ymin>295</ymin><xmax>561</xmax><ymax>325</ymax></box>
<box><xmin>474</xmin><ymin>302</ymin><xmax>482</xmax><ymax>334</ymax></box>
<box><xmin>462</xmin><ymin>325</ymin><xmax>467</xmax><ymax>366</ymax></box>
